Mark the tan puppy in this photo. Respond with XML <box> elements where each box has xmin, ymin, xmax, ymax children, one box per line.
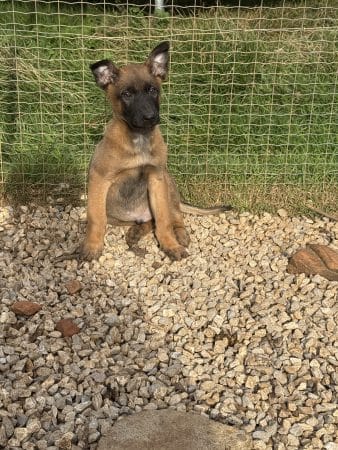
<box><xmin>80</xmin><ymin>42</ymin><xmax>228</xmax><ymax>261</ymax></box>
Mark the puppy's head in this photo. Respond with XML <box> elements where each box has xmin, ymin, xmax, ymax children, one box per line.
<box><xmin>90</xmin><ymin>42</ymin><xmax>169</xmax><ymax>132</ymax></box>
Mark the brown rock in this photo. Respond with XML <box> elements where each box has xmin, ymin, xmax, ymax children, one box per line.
<box><xmin>97</xmin><ymin>409</ymin><xmax>252</xmax><ymax>450</ymax></box>
<box><xmin>307</xmin><ymin>244</ymin><xmax>338</xmax><ymax>271</ymax></box>
<box><xmin>287</xmin><ymin>248</ymin><xmax>326</xmax><ymax>275</ymax></box>
<box><xmin>55</xmin><ymin>319</ymin><xmax>80</xmax><ymax>337</ymax></box>
<box><xmin>56</xmin><ymin>432</ymin><xmax>74</xmax><ymax>450</ymax></box>
<box><xmin>287</xmin><ymin>248</ymin><xmax>338</xmax><ymax>281</ymax></box>
<box><xmin>11</xmin><ymin>301</ymin><xmax>42</xmax><ymax>316</ymax></box>
<box><xmin>65</xmin><ymin>280</ymin><xmax>83</xmax><ymax>295</ymax></box>
<box><xmin>24</xmin><ymin>359</ymin><xmax>34</xmax><ymax>374</ymax></box>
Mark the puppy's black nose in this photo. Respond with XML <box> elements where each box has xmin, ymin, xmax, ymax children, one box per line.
<box><xmin>143</xmin><ymin>111</ymin><xmax>156</xmax><ymax>121</ymax></box>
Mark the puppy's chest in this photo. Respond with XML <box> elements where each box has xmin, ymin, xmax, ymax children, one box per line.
<box><xmin>132</xmin><ymin>134</ymin><xmax>150</xmax><ymax>153</ymax></box>
<box><xmin>130</xmin><ymin>134</ymin><xmax>155</xmax><ymax>167</ymax></box>
<box><xmin>117</xmin><ymin>134</ymin><xmax>153</xmax><ymax>201</ymax></box>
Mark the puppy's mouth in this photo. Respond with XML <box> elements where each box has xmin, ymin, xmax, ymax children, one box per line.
<box><xmin>129</xmin><ymin>118</ymin><xmax>160</xmax><ymax>131</ymax></box>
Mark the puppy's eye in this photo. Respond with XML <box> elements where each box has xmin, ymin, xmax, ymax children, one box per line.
<box><xmin>148</xmin><ymin>86</ymin><xmax>158</xmax><ymax>96</ymax></box>
<box><xmin>121</xmin><ymin>90</ymin><xmax>132</xmax><ymax>99</ymax></box>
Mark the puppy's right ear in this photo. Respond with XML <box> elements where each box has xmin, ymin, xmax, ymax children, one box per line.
<box><xmin>90</xmin><ymin>60</ymin><xmax>119</xmax><ymax>89</ymax></box>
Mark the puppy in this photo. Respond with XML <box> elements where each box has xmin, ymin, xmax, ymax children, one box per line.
<box><xmin>79</xmin><ymin>42</ymin><xmax>228</xmax><ymax>261</ymax></box>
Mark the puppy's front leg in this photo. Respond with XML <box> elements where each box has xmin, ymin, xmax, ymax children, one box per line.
<box><xmin>148</xmin><ymin>167</ymin><xmax>188</xmax><ymax>261</ymax></box>
<box><xmin>80</xmin><ymin>169</ymin><xmax>111</xmax><ymax>260</ymax></box>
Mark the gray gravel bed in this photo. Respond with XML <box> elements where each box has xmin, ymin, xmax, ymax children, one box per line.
<box><xmin>0</xmin><ymin>204</ymin><xmax>337</xmax><ymax>450</ymax></box>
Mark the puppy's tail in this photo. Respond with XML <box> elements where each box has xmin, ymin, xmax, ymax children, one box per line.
<box><xmin>180</xmin><ymin>202</ymin><xmax>232</xmax><ymax>216</ymax></box>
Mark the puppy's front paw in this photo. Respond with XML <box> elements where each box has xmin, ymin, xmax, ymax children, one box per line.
<box><xmin>163</xmin><ymin>245</ymin><xmax>189</xmax><ymax>261</ymax></box>
<box><xmin>78</xmin><ymin>240</ymin><xmax>103</xmax><ymax>261</ymax></box>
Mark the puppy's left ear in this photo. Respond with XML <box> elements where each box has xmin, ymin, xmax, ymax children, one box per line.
<box><xmin>147</xmin><ymin>41</ymin><xmax>169</xmax><ymax>80</ymax></box>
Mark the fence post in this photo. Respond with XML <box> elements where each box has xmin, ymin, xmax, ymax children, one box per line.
<box><xmin>155</xmin><ymin>0</ymin><xmax>165</xmax><ymax>12</ymax></box>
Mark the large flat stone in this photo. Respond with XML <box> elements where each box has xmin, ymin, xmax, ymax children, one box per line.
<box><xmin>97</xmin><ymin>409</ymin><xmax>253</xmax><ymax>450</ymax></box>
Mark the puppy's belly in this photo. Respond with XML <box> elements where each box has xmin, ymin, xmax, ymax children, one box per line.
<box><xmin>106</xmin><ymin>186</ymin><xmax>152</xmax><ymax>223</ymax></box>
<box><xmin>106</xmin><ymin>178</ymin><xmax>153</xmax><ymax>223</ymax></box>
<box><xmin>110</xmin><ymin>204</ymin><xmax>153</xmax><ymax>223</ymax></box>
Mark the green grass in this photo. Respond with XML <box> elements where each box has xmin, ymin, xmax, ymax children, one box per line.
<box><xmin>0</xmin><ymin>1</ymin><xmax>337</xmax><ymax>212</ymax></box>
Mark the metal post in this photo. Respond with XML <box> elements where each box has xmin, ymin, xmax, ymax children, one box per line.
<box><xmin>155</xmin><ymin>0</ymin><xmax>164</xmax><ymax>12</ymax></box>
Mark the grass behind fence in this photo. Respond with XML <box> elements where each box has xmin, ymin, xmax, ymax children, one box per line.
<box><xmin>0</xmin><ymin>1</ymin><xmax>337</xmax><ymax>212</ymax></box>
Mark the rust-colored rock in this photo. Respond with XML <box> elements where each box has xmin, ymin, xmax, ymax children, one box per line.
<box><xmin>287</xmin><ymin>248</ymin><xmax>325</xmax><ymax>275</ymax></box>
<box><xmin>287</xmin><ymin>247</ymin><xmax>338</xmax><ymax>281</ymax></box>
<box><xmin>11</xmin><ymin>301</ymin><xmax>42</xmax><ymax>316</ymax></box>
<box><xmin>65</xmin><ymin>280</ymin><xmax>83</xmax><ymax>295</ymax></box>
<box><xmin>307</xmin><ymin>244</ymin><xmax>338</xmax><ymax>272</ymax></box>
<box><xmin>55</xmin><ymin>319</ymin><xmax>80</xmax><ymax>337</ymax></box>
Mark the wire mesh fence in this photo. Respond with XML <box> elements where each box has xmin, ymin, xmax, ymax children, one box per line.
<box><xmin>0</xmin><ymin>1</ymin><xmax>337</xmax><ymax>211</ymax></box>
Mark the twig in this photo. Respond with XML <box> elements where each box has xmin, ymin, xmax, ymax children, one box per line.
<box><xmin>306</xmin><ymin>205</ymin><xmax>338</xmax><ymax>221</ymax></box>
<box><xmin>54</xmin><ymin>251</ymin><xmax>81</xmax><ymax>262</ymax></box>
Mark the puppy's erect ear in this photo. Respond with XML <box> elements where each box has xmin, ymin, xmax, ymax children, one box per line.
<box><xmin>90</xmin><ymin>60</ymin><xmax>119</xmax><ymax>89</ymax></box>
<box><xmin>147</xmin><ymin>41</ymin><xmax>169</xmax><ymax>80</ymax></box>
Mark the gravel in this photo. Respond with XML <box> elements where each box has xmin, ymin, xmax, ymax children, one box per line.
<box><xmin>0</xmin><ymin>203</ymin><xmax>337</xmax><ymax>449</ymax></box>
